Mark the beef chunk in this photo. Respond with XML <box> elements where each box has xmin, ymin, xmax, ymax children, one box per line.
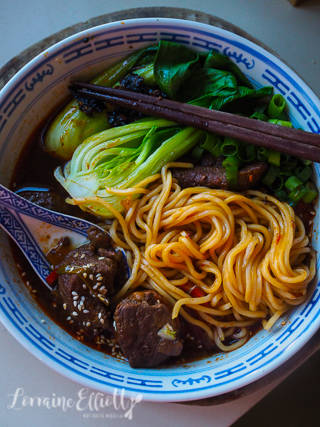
<box><xmin>237</xmin><ymin>162</ymin><xmax>268</xmax><ymax>191</ymax></box>
<box><xmin>57</xmin><ymin>242</ymin><xmax>120</xmax><ymax>335</ymax></box>
<box><xmin>87</xmin><ymin>226</ymin><xmax>112</xmax><ymax>249</ymax></box>
<box><xmin>18</xmin><ymin>188</ymin><xmax>90</xmax><ymax>218</ymax></box>
<box><xmin>114</xmin><ymin>290</ymin><xmax>183</xmax><ymax>368</ymax></box>
<box><xmin>18</xmin><ymin>189</ymin><xmax>69</xmax><ymax>213</ymax></box>
<box><xmin>171</xmin><ymin>161</ymin><xmax>268</xmax><ymax>191</ymax></box>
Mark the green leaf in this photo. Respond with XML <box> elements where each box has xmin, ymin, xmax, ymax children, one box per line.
<box><xmin>55</xmin><ymin>118</ymin><xmax>206</xmax><ymax>218</ymax></box>
<box><xmin>154</xmin><ymin>41</ymin><xmax>200</xmax><ymax>99</ymax></box>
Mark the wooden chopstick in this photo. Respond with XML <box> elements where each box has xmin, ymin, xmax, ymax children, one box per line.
<box><xmin>72</xmin><ymin>81</ymin><xmax>320</xmax><ymax>163</ymax></box>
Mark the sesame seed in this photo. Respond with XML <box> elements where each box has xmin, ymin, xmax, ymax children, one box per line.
<box><xmin>98</xmin><ymin>257</ymin><xmax>105</xmax><ymax>260</ymax></box>
<box><xmin>72</xmin><ymin>291</ymin><xmax>78</xmax><ymax>296</ymax></box>
<box><xmin>41</xmin><ymin>319</ymin><xmax>46</xmax><ymax>324</ymax></box>
<box><xmin>89</xmin><ymin>274</ymin><xmax>94</xmax><ymax>280</ymax></box>
<box><xmin>73</xmin><ymin>301</ymin><xmax>77</xmax><ymax>307</ymax></box>
<box><xmin>83</xmin><ymin>273</ymin><xmax>87</xmax><ymax>279</ymax></box>
<box><xmin>93</xmin><ymin>284</ymin><xmax>98</xmax><ymax>290</ymax></box>
<box><xmin>73</xmin><ymin>295</ymin><xmax>79</xmax><ymax>300</ymax></box>
<box><xmin>74</xmin><ymin>253</ymin><xmax>79</xmax><ymax>257</ymax></box>
<box><xmin>98</xmin><ymin>313</ymin><xmax>102</xmax><ymax>319</ymax></box>
<box><xmin>86</xmin><ymin>322</ymin><xmax>91</xmax><ymax>327</ymax></box>
<box><xmin>100</xmin><ymin>318</ymin><xmax>105</xmax><ymax>324</ymax></box>
<box><xmin>26</xmin><ymin>281</ymin><xmax>30</xmax><ymax>287</ymax></box>
<box><xmin>72</xmin><ymin>311</ymin><xmax>78</xmax><ymax>316</ymax></box>
<box><xmin>67</xmin><ymin>316</ymin><xmax>71</xmax><ymax>321</ymax></box>
<box><xmin>83</xmin><ymin>284</ymin><xmax>86</xmax><ymax>289</ymax></box>
<box><xmin>81</xmin><ymin>254</ymin><xmax>86</xmax><ymax>259</ymax></box>
<box><xmin>63</xmin><ymin>303</ymin><xmax>67</xmax><ymax>310</ymax></box>
<box><xmin>83</xmin><ymin>310</ymin><xmax>89</xmax><ymax>314</ymax></box>
<box><xmin>81</xmin><ymin>296</ymin><xmax>85</xmax><ymax>301</ymax></box>
<box><xmin>100</xmin><ymin>286</ymin><xmax>105</xmax><ymax>291</ymax></box>
<box><xmin>22</xmin><ymin>272</ymin><xmax>26</xmax><ymax>277</ymax></box>
<box><xmin>77</xmin><ymin>305</ymin><xmax>82</xmax><ymax>311</ymax></box>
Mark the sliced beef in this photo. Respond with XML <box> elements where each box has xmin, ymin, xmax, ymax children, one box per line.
<box><xmin>55</xmin><ymin>228</ymin><xmax>125</xmax><ymax>338</ymax></box>
<box><xmin>172</xmin><ymin>166</ymin><xmax>229</xmax><ymax>189</ymax></box>
<box><xmin>238</xmin><ymin>162</ymin><xmax>268</xmax><ymax>191</ymax></box>
<box><xmin>114</xmin><ymin>290</ymin><xmax>183</xmax><ymax>368</ymax></box>
<box><xmin>171</xmin><ymin>161</ymin><xmax>268</xmax><ymax>191</ymax></box>
<box><xmin>87</xmin><ymin>226</ymin><xmax>112</xmax><ymax>248</ymax></box>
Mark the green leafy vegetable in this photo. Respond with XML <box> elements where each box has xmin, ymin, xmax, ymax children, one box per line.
<box><xmin>54</xmin><ymin>118</ymin><xmax>206</xmax><ymax>218</ymax></box>
<box><xmin>44</xmin><ymin>46</ymin><xmax>158</xmax><ymax>160</ymax></box>
<box><xmin>153</xmin><ymin>41</ymin><xmax>200</xmax><ymax>99</ymax></box>
<box><xmin>267</xmin><ymin>94</ymin><xmax>286</xmax><ymax>119</ymax></box>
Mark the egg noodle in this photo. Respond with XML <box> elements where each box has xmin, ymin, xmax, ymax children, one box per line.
<box><xmin>73</xmin><ymin>162</ymin><xmax>316</xmax><ymax>352</ymax></box>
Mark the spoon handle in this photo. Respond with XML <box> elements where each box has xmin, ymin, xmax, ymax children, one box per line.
<box><xmin>0</xmin><ymin>204</ymin><xmax>52</xmax><ymax>287</ymax></box>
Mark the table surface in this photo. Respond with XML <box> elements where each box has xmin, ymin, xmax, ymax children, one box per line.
<box><xmin>1</xmin><ymin>1</ymin><xmax>320</xmax><ymax>426</ymax></box>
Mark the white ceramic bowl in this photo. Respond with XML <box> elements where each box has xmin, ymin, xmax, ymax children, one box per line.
<box><xmin>0</xmin><ymin>18</ymin><xmax>319</xmax><ymax>402</ymax></box>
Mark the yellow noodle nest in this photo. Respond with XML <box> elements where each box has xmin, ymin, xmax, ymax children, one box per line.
<box><xmin>73</xmin><ymin>162</ymin><xmax>316</xmax><ymax>352</ymax></box>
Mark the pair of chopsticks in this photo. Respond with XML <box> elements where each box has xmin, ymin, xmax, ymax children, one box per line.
<box><xmin>72</xmin><ymin>81</ymin><xmax>320</xmax><ymax>163</ymax></box>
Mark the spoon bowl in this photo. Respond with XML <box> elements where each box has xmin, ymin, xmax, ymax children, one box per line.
<box><xmin>0</xmin><ymin>183</ymin><xmax>104</xmax><ymax>289</ymax></box>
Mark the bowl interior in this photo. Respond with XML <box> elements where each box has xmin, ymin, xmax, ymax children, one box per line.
<box><xmin>0</xmin><ymin>17</ymin><xmax>319</xmax><ymax>402</ymax></box>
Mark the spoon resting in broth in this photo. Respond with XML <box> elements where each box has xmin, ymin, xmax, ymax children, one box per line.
<box><xmin>0</xmin><ymin>183</ymin><xmax>112</xmax><ymax>290</ymax></box>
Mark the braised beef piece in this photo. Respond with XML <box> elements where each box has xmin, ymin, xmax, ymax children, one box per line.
<box><xmin>171</xmin><ymin>161</ymin><xmax>268</xmax><ymax>191</ymax></box>
<box><xmin>87</xmin><ymin>227</ymin><xmax>112</xmax><ymax>248</ymax></box>
<box><xmin>55</xmin><ymin>227</ymin><xmax>125</xmax><ymax>338</ymax></box>
<box><xmin>18</xmin><ymin>190</ymin><xmax>71</xmax><ymax>214</ymax></box>
<box><xmin>114</xmin><ymin>290</ymin><xmax>183</xmax><ymax>368</ymax></box>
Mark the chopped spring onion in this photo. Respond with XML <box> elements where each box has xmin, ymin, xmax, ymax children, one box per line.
<box><xmin>267</xmin><ymin>149</ymin><xmax>281</xmax><ymax>167</ymax></box>
<box><xmin>284</xmin><ymin>176</ymin><xmax>303</xmax><ymax>192</ymax></box>
<box><xmin>222</xmin><ymin>155</ymin><xmax>241</xmax><ymax>188</ymax></box>
<box><xmin>257</xmin><ymin>147</ymin><xmax>269</xmax><ymax>161</ymax></box>
<box><xmin>200</xmin><ymin>134</ymin><xmax>223</xmax><ymax>157</ymax></box>
<box><xmin>302</xmin><ymin>182</ymin><xmax>319</xmax><ymax>203</ymax></box>
<box><xmin>250</xmin><ymin>111</ymin><xmax>268</xmax><ymax>121</ymax></box>
<box><xmin>268</xmin><ymin>119</ymin><xmax>293</xmax><ymax>127</ymax></box>
<box><xmin>270</xmin><ymin>175</ymin><xmax>284</xmax><ymax>192</ymax></box>
<box><xmin>237</xmin><ymin>143</ymin><xmax>257</xmax><ymax>163</ymax></box>
<box><xmin>267</xmin><ymin>94</ymin><xmax>286</xmax><ymax>119</ymax></box>
<box><xmin>221</xmin><ymin>137</ymin><xmax>240</xmax><ymax>157</ymax></box>
<box><xmin>295</xmin><ymin>166</ymin><xmax>312</xmax><ymax>183</ymax></box>
<box><xmin>262</xmin><ymin>164</ymin><xmax>280</xmax><ymax>187</ymax></box>
<box><xmin>191</xmin><ymin>144</ymin><xmax>205</xmax><ymax>161</ymax></box>
<box><xmin>288</xmin><ymin>185</ymin><xmax>309</xmax><ymax>203</ymax></box>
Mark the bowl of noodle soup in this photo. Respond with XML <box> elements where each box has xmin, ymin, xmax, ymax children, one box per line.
<box><xmin>0</xmin><ymin>17</ymin><xmax>319</xmax><ymax>402</ymax></box>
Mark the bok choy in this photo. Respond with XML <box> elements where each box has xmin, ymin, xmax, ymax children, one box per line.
<box><xmin>54</xmin><ymin>118</ymin><xmax>206</xmax><ymax>218</ymax></box>
<box><xmin>44</xmin><ymin>46</ymin><xmax>158</xmax><ymax>160</ymax></box>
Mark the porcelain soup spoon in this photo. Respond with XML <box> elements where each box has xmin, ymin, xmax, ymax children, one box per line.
<box><xmin>0</xmin><ymin>183</ymin><xmax>110</xmax><ymax>290</ymax></box>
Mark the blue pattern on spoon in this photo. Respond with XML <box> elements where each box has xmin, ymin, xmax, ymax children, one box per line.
<box><xmin>0</xmin><ymin>183</ymin><xmax>104</xmax><ymax>289</ymax></box>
